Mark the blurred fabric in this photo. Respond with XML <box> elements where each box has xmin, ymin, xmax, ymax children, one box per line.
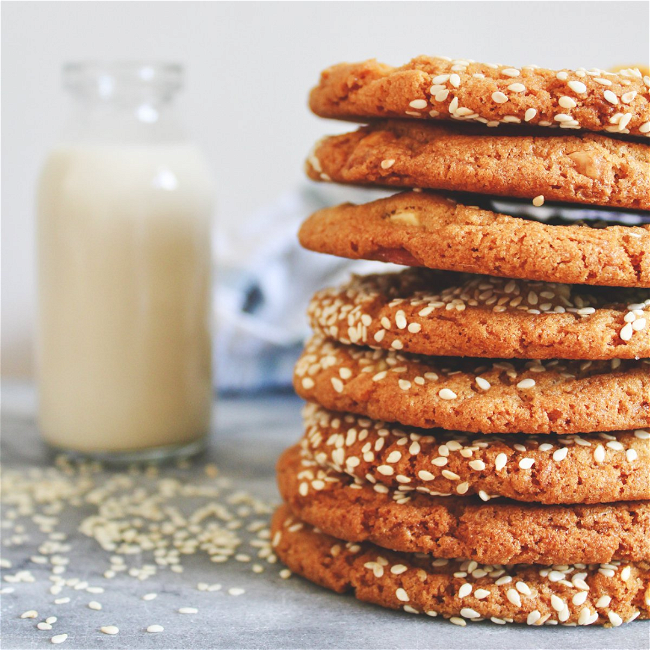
<box><xmin>214</xmin><ymin>183</ymin><xmax>397</xmax><ymax>393</ymax></box>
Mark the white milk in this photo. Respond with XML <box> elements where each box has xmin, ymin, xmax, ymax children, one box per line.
<box><xmin>37</xmin><ymin>143</ymin><xmax>213</xmax><ymax>453</ymax></box>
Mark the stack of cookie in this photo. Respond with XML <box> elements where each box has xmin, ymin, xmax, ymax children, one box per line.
<box><xmin>272</xmin><ymin>56</ymin><xmax>650</xmax><ymax>627</ymax></box>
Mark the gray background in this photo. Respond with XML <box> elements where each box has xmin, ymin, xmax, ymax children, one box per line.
<box><xmin>2</xmin><ymin>0</ymin><xmax>649</xmax><ymax>377</ymax></box>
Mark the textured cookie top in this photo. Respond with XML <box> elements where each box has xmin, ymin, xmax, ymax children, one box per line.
<box><xmin>277</xmin><ymin>445</ymin><xmax>650</xmax><ymax>565</ymax></box>
<box><xmin>272</xmin><ymin>505</ymin><xmax>650</xmax><ymax>627</ymax></box>
<box><xmin>300</xmin><ymin>403</ymin><xmax>650</xmax><ymax>505</ymax></box>
<box><xmin>309</xmin><ymin>57</ymin><xmax>650</xmax><ymax>137</ymax></box>
<box><xmin>298</xmin><ymin>191</ymin><xmax>650</xmax><ymax>287</ymax></box>
<box><xmin>294</xmin><ymin>336</ymin><xmax>650</xmax><ymax>434</ymax></box>
<box><xmin>308</xmin><ymin>269</ymin><xmax>650</xmax><ymax>360</ymax></box>
<box><xmin>305</xmin><ymin>121</ymin><xmax>650</xmax><ymax>210</ymax></box>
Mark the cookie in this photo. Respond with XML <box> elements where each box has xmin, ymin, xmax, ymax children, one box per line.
<box><xmin>309</xmin><ymin>56</ymin><xmax>650</xmax><ymax>138</ymax></box>
<box><xmin>305</xmin><ymin>121</ymin><xmax>650</xmax><ymax>210</ymax></box>
<box><xmin>272</xmin><ymin>505</ymin><xmax>650</xmax><ymax>627</ymax></box>
<box><xmin>300</xmin><ymin>403</ymin><xmax>650</xmax><ymax>505</ymax></box>
<box><xmin>294</xmin><ymin>336</ymin><xmax>650</xmax><ymax>434</ymax></box>
<box><xmin>308</xmin><ymin>269</ymin><xmax>650</xmax><ymax>360</ymax></box>
<box><xmin>277</xmin><ymin>445</ymin><xmax>650</xmax><ymax>565</ymax></box>
<box><xmin>298</xmin><ymin>191</ymin><xmax>650</xmax><ymax>288</ymax></box>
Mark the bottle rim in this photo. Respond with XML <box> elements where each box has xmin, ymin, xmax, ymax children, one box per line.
<box><xmin>63</xmin><ymin>61</ymin><xmax>183</xmax><ymax>97</ymax></box>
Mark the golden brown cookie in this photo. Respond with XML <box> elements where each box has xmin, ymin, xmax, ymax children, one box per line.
<box><xmin>305</xmin><ymin>121</ymin><xmax>650</xmax><ymax>210</ymax></box>
<box><xmin>308</xmin><ymin>269</ymin><xmax>650</xmax><ymax>360</ymax></box>
<box><xmin>300</xmin><ymin>403</ymin><xmax>650</xmax><ymax>505</ymax></box>
<box><xmin>294</xmin><ymin>336</ymin><xmax>650</xmax><ymax>434</ymax></box>
<box><xmin>272</xmin><ymin>505</ymin><xmax>650</xmax><ymax>627</ymax></box>
<box><xmin>298</xmin><ymin>192</ymin><xmax>650</xmax><ymax>288</ymax></box>
<box><xmin>309</xmin><ymin>57</ymin><xmax>650</xmax><ymax>138</ymax></box>
<box><xmin>277</xmin><ymin>445</ymin><xmax>650</xmax><ymax>565</ymax></box>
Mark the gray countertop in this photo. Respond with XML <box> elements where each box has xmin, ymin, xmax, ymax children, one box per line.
<box><xmin>1</xmin><ymin>383</ymin><xmax>648</xmax><ymax>650</ymax></box>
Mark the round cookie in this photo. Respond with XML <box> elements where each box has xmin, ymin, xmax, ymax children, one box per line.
<box><xmin>277</xmin><ymin>445</ymin><xmax>650</xmax><ymax>565</ymax></box>
<box><xmin>308</xmin><ymin>269</ymin><xmax>650</xmax><ymax>360</ymax></box>
<box><xmin>272</xmin><ymin>505</ymin><xmax>650</xmax><ymax>627</ymax></box>
<box><xmin>309</xmin><ymin>56</ymin><xmax>650</xmax><ymax>138</ymax></box>
<box><xmin>298</xmin><ymin>191</ymin><xmax>650</xmax><ymax>288</ymax></box>
<box><xmin>294</xmin><ymin>336</ymin><xmax>650</xmax><ymax>435</ymax></box>
<box><xmin>305</xmin><ymin>121</ymin><xmax>650</xmax><ymax>210</ymax></box>
<box><xmin>300</xmin><ymin>403</ymin><xmax>650</xmax><ymax>505</ymax></box>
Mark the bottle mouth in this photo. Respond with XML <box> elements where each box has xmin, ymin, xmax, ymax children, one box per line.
<box><xmin>63</xmin><ymin>62</ymin><xmax>183</xmax><ymax>98</ymax></box>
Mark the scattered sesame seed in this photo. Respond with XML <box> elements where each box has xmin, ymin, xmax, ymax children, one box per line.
<box><xmin>178</xmin><ymin>608</ymin><xmax>198</xmax><ymax>614</ymax></box>
<box><xmin>147</xmin><ymin>625</ymin><xmax>164</xmax><ymax>633</ymax></box>
<box><xmin>50</xmin><ymin>634</ymin><xmax>68</xmax><ymax>644</ymax></box>
<box><xmin>532</xmin><ymin>195</ymin><xmax>544</xmax><ymax>207</ymax></box>
<box><xmin>100</xmin><ymin>626</ymin><xmax>119</xmax><ymax>635</ymax></box>
<box><xmin>20</xmin><ymin>610</ymin><xmax>38</xmax><ymax>619</ymax></box>
<box><xmin>87</xmin><ymin>601</ymin><xmax>102</xmax><ymax>611</ymax></box>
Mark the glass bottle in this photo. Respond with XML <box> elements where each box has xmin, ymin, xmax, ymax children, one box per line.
<box><xmin>36</xmin><ymin>62</ymin><xmax>214</xmax><ymax>461</ymax></box>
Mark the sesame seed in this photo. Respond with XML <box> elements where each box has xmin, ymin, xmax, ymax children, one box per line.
<box><xmin>460</xmin><ymin>607</ymin><xmax>481</xmax><ymax>619</ymax></box>
<box><xmin>603</xmin><ymin>90</ymin><xmax>618</xmax><ymax>105</ymax></box>
<box><xmin>506</xmin><ymin>589</ymin><xmax>521</xmax><ymax>606</ymax></box>
<box><xmin>551</xmin><ymin>595</ymin><xmax>565</xmax><ymax>611</ymax></box>
<box><xmin>395</xmin><ymin>588</ymin><xmax>409</xmax><ymax>602</ymax></box>
<box><xmin>469</xmin><ymin>460</ymin><xmax>486</xmax><ymax>471</ymax></box>
<box><xmin>380</xmin><ymin>159</ymin><xmax>395</xmax><ymax>170</ymax></box>
<box><xmin>38</xmin><ymin>623</ymin><xmax>53</xmax><ymax>631</ymax></box>
<box><xmin>518</xmin><ymin>458</ymin><xmax>535</xmax><ymax>470</ymax></box>
<box><xmin>608</xmin><ymin>612</ymin><xmax>623</xmax><ymax>626</ymax></box>
<box><xmin>449</xmin><ymin>74</ymin><xmax>461</xmax><ymax>88</ymax></box>
<box><xmin>517</xmin><ymin>378</ymin><xmax>536</xmax><ymax>389</ymax></box>
<box><xmin>491</xmin><ymin>91</ymin><xmax>508</xmax><ymax>104</ymax></box>
<box><xmin>142</xmin><ymin>593</ymin><xmax>157</xmax><ymax>601</ymax></box>
<box><xmin>398</xmin><ymin>379</ymin><xmax>411</xmax><ymax>391</ymax></box>
<box><xmin>458</xmin><ymin>583</ymin><xmax>473</xmax><ymax>598</ymax></box>
<box><xmin>438</xmin><ymin>388</ymin><xmax>457</xmax><ymax>400</ymax></box>
<box><xmin>507</xmin><ymin>83</ymin><xmax>526</xmax><ymax>93</ymax></box>
<box><xmin>441</xmin><ymin>470</ymin><xmax>460</xmax><ymax>481</ymax></box>
<box><xmin>593</xmin><ymin>445</ymin><xmax>606</xmax><ymax>463</ymax></box>
<box><xmin>620</xmin><ymin>566</ymin><xmax>631</xmax><ymax>581</ymax></box>
<box><xmin>147</xmin><ymin>625</ymin><xmax>164</xmax><ymax>633</ymax></box>
<box><xmin>558</xmin><ymin>96</ymin><xmax>577</xmax><ymax>109</ymax></box>
<box><xmin>524</xmin><ymin>108</ymin><xmax>537</xmax><ymax>122</ymax></box>
<box><xmin>495</xmin><ymin>453</ymin><xmax>507</xmax><ymax>471</ymax></box>
<box><xmin>409</xmin><ymin>99</ymin><xmax>428</xmax><ymax>110</ymax></box>
<box><xmin>568</xmin><ymin>80</ymin><xmax>587</xmax><ymax>94</ymax></box>
<box><xmin>475</xmin><ymin>377</ymin><xmax>491</xmax><ymax>391</ymax></box>
<box><xmin>553</xmin><ymin>447</ymin><xmax>568</xmax><ymax>462</ymax></box>
<box><xmin>573</xmin><ymin>591</ymin><xmax>588</xmax><ymax>606</ymax></box>
<box><xmin>417</xmin><ymin>470</ymin><xmax>435</xmax><ymax>481</ymax></box>
<box><xmin>501</xmin><ymin>68</ymin><xmax>520</xmax><ymax>77</ymax></box>
<box><xmin>51</xmin><ymin>634</ymin><xmax>68</xmax><ymax>644</ymax></box>
<box><xmin>100</xmin><ymin>626</ymin><xmax>119</xmax><ymax>635</ymax></box>
<box><xmin>20</xmin><ymin>610</ymin><xmax>38</xmax><ymax>619</ymax></box>
<box><xmin>330</xmin><ymin>377</ymin><xmax>344</xmax><ymax>393</ymax></box>
<box><xmin>527</xmin><ymin>610</ymin><xmax>541</xmax><ymax>625</ymax></box>
<box><xmin>595</xmin><ymin>595</ymin><xmax>611</xmax><ymax>608</ymax></box>
<box><xmin>179</xmin><ymin>607</ymin><xmax>198</xmax><ymax>614</ymax></box>
<box><xmin>532</xmin><ymin>195</ymin><xmax>544</xmax><ymax>207</ymax></box>
<box><xmin>377</xmin><ymin>465</ymin><xmax>394</xmax><ymax>476</ymax></box>
<box><xmin>626</xmin><ymin>449</ymin><xmax>638</xmax><ymax>462</ymax></box>
<box><xmin>88</xmin><ymin>601</ymin><xmax>102</xmax><ymax>610</ymax></box>
<box><xmin>474</xmin><ymin>588</ymin><xmax>490</xmax><ymax>599</ymax></box>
